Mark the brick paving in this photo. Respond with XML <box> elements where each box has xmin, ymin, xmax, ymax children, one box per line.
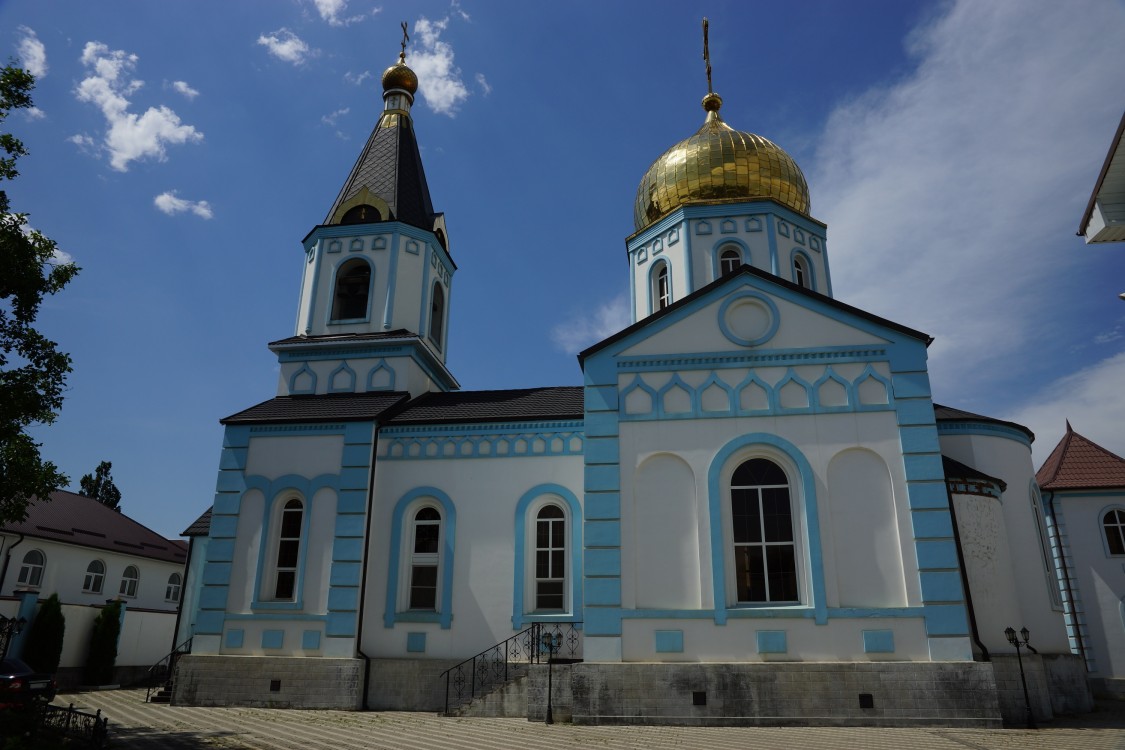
<box><xmin>54</xmin><ymin>689</ymin><xmax>1125</xmax><ymax>750</ymax></box>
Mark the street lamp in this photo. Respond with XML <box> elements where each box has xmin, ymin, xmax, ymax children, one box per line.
<box><xmin>1004</xmin><ymin>626</ymin><xmax>1037</xmax><ymax>729</ymax></box>
<box><xmin>540</xmin><ymin>631</ymin><xmax>561</xmax><ymax>725</ymax></box>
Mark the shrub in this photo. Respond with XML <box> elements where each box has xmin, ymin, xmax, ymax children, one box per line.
<box><xmin>81</xmin><ymin>601</ymin><xmax>121</xmax><ymax>686</ymax></box>
<box><xmin>19</xmin><ymin>594</ymin><xmax>65</xmax><ymax>673</ymax></box>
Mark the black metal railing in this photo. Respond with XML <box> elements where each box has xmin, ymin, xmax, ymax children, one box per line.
<box><xmin>41</xmin><ymin>703</ymin><xmax>109</xmax><ymax>748</ymax></box>
<box><xmin>440</xmin><ymin>621</ymin><xmax>581</xmax><ymax>715</ymax></box>
<box><xmin>144</xmin><ymin>636</ymin><xmax>192</xmax><ymax>703</ymax></box>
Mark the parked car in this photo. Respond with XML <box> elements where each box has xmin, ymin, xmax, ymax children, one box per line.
<box><xmin>0</xmin><ymin>658</ymin><xmax>57</xmax><ymax>709</ymax></box>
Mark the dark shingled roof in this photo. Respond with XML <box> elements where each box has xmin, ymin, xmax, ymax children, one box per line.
<box><xmin>389</xmin><ymin>386</ymin><xmax>584</xmax><ymax>425</ymax></box>
<box><xmin>182</xmin><ymin>508</ymin><xmax>212</xmax><ymax>537</ymax></box>
<box><xmin>1036</xmin><ymin>423</ymin><xmax>1125</xmax><ymax>490</ymax></box>
<box><xmin>1</xmin><ymin>490</ymin><xmax>186</xmax><ymax>564</ymax></box>
<box><xmin>323</xmin><ymin>109</ymin><xmax>437</xmax><ymax>233</ymax></box>
<box><xmin>222</xmin><ymin>392</ymin><xmax>410</xmax><ymax>425</ymax></box>
<box><xmin>269</xmin><ymin>330</ymin><xmax>418</xmax><ymax>347</ymax></box>
<box><xmin>933</xmin><ymin>403</ymin><xmax>1034</xmax><ymax>442</ymax></box>
<box><xmin>942</xmin><ymin>455</ymin><xmax>1008</xmax><ymax>492</ymax></box>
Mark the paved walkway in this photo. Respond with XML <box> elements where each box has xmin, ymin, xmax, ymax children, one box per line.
<box><xmin>55</xmin><ymin>689</ymin><xmax>1125</xmax><ymax>750</ymax></box>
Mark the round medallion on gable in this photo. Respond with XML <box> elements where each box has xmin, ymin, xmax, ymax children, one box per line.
<box><xmin>719</xmin><ymin>292</ymin><xmax>779</xmax><ymax>347</ymax></box>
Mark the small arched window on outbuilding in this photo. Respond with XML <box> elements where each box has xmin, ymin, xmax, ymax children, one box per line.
<box><xmin>1104</xmin><ymin>508</ymin><xmax>1125</xmax><ymax>555</ymax></box>
<box><xmin>119</xmin><ymin>565</ymin><xmax>140</xmax><ymax>598</ymax></box>
<box><xmin>653</xmin><ymin>262</ymin><xmax>671</xmax><ymax>312</ymax></box>
<box><xmin>331</xmin><ymin>259</ymin><xmax>372</xmax><ymax>321</ymax></box>
<box><xmin>17</xmin><ymin>550</ymin><xmax>45</xmax><ymax>588</ymax></box>
<box><xmin>340</xmin><ymin>204</ymin><xmax>382</xmax><ymax>225</ymax></box>
<box><xmin>166</xmin><ymin>572</ymin><xmax>182</xmax><ymax>602</ymax></box>
<box><xmin>83</xmin><ymin>560</ymin><xmax>105</xmax><ymax>594</ymax></box>
<box><xmin>274</xmin><ymin>499</ymin><xmax>304</xmax><ymax>599</ymax></box>
<box><xmin>428</xmin><ymin>283</ymin><xmax>445</xmax><ymax>346</ymax></box>
<box><xmin>720</xmin><ymin>247</ymin><xmax>742</xmax><ymax>276</ymax></box>
<box><xmin>793</xmin><ymin>254</ymin><xmax>811</xmax><ymax>290</ymax></box>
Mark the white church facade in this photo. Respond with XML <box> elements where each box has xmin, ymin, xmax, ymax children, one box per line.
<box><xmin>174</xmin><ymin>40</ymin><xmax>1092</xmax><ymax>726</ymax></box>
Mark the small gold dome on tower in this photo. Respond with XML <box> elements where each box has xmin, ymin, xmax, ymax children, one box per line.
<box><xmin>382</xmin><ymin>55</ymin><xmax>418</xmax><ymax>95</ymax></box>
<box><xmin>633</xmin><ymin>94</ymin><xmax>810</xmax><ymax>232</ymax></box>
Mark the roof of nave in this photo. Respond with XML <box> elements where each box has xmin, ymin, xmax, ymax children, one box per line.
<box><xmin>268</xmin><ymin>330</ymin><xmax>418</xmax><ymax>348</ymax></box>
<box><xmin>933</xmin><ymin>403</ymin><xmax>1035</xmax><ymax>442</ymax></box>
<box><xmin>182</xmin><ymin>508</ymin><xmax>212</xmax><ymax>537</ymax></box>
<box><xmin>221</xmin><ymin>392</ymin><xmax>411</xmax><ymax>425</ymax></box>
<box><xmin>1</xmin><ymin>490</ymin><xmax>187</xmax><ymax>564</ymax></box>
<box><xmin>388</xmin><ymin>386</ymin><xmax>584</xmax><ymax>425</ymax></box>
<box><xmin>1036</xmin><ymin>422</ymin><xmax>1125</xmax><ymax>490</ymax></box>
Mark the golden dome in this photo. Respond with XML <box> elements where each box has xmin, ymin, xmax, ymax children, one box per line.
<box><xmin>633</xmin><ymin>94</ymin><xmax>810</xmax><ymax>231</ymax></box>
<box><xmin>382</xmin><ymin>58</ymin><xmax>418</xmax><ymax>96</ymax></box>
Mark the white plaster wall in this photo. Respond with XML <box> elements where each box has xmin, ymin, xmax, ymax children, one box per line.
<box><xmin>246</xmin><ymin>435</ymin><xmax>345</xmax><ymax>479</ymax></box>
<box><xmin>690</xmin><ymin>228</ymin><xmax>775</xmax><ymax>288</ymax></box>
<box><xmin>1054</xmin><ymin>492</ymin><xmax>1125</xmax><ymax>678</ymax></box>
<box><xmin>303</xmin><ymin>487</ymin><xmax>337</xmax><ymax>614</ymax></box>
<box><xmin>939</xmin><ymin>433</ymin><xmax>1069</xmax><ymax>653</ymax></box>
<box><xmin>618</xmin><ymin>409</ymin><xmax>921</xmax><ymax>618</ymax></box>
<box><xmin>361</xmin><ymin>454</ymin><xmax>583</xmax><ymax>660</ymax></box>
<box><xmin>176</xmin><ymin>536</ymin><xmax>208</xmax><ymax>646</ymax></box>
<box><xmin>950</xmin><ymin>492</ymin><xmax>1022</xmax><ymax>652</ymax></box>
<box><xmin>277</xmin><ymin>355</ymin><xmax>438</xmax><ymax>398</ymax></box>
<box><xmin>305</xmin><ymin>234</ymin><xmax>393</xmax><ymax>338</ymax></box>
<box><xmin>632</xmin><ymin>454</ymin><xmax>700</xmax><ymax>609</ymax></box>
<box><xmin>227</xmin><ymin>490</ymin><xmax>262</xmax><ymax>612</ymax></box>
<box><xmin>117</xmin><ymin>607</ymin><xmax>179</xmax><ymax>666</ymax></box>
<box><xmin>0</xmin><ymin>534</ymin><xmax>184</xmax><ymax>612</ymax></box>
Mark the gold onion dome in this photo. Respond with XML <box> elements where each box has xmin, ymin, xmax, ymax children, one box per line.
<box><xmin>633</xmin><ymin>92</ymin><xmax>810</xmax><ymax>231</ymax></box>
<box><xmin>382</xmin><ymin>54</ymin><xmax>418</xmax><ymax>95</ymax></box>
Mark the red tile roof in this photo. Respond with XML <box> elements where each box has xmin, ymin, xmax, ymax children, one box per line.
<box><xmin>1036</xmin><ymin>423</ymin><xmax>1125</xmax><ymax>490</ymax></box>
<box><xmin>1</xmin><ymin>490</ymin><xmax>186</xmax><ymax>564</ymax></box>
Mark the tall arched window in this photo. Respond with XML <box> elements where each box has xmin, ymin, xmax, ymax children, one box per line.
<box><xmin>793</xmin><ymin>255</ymin><xmax>810</xmax><ymax>290</ymax></box>
<box><xmin>730</xmin><ymin>458</ymin><xmax>798</xmax><ymax>603</ymax></box>
<box><xmin>119</xmin><ymin>565</ymin><xmax>140</xmax><ymax>597</ymax></box>
<box><xmin>720</xmin><ymin>247</ymin><xmax>741</xmax><ymax>276</ymax></box>
<box><xmin>83</xmin><ymin>560</ymin><xmax>105</xmax><ymax>594</ymax></box>
<box><xmin>330</xmin><ymin>260</ymin><xmax>371</xmax><ymax>321</ymax></box>
<box><xmin>535</xmin><ymin>505</ymin><xmax>566</xmax><ymax>610</ymax></box>
<box><xmin>17</xmin><ymin>550</ymin><xmax>45</xmax><ymax>588</ymax></box>
<box><xmin>653</xmin><ymin>263</ymin><xmax>671</xmax><ymax>311</ymax></box>
<box><xmin>274</xmin><ymin>499</ymin><xmax>303</xmax><ymax>599</ymax></box>
<box><xmin>1104</xmin><ymin>509</ymin><xmax>1125</xmax><ymax>555</ymax></box>
<box><xmin>409</xmin><ymin>507</ymin><xmax>441</xmax><ymax>610</ymax></box>
<box><xmin>428</xmin><ymin>283</ymin><xmax>445</xmax><ymax>345</ymax></box>
<box><xmin>165</xmin><ymin>572</ymin><xmax>183</xmax><ymax>602</ymax></box>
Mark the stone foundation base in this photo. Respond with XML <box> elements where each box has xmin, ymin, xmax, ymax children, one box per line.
<box><xmin>173</xmin><ymin>655</ymin><xmax>362</xmax><ymax>709</ymax></box>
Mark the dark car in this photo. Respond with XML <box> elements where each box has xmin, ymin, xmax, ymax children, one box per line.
<box><xmin>0</xmin><ymin>658</ymin><xmax>57</xmax><ymax>709</ymax></box>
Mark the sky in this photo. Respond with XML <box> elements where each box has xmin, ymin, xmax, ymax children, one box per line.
<box><xmin>2</xmin><ymin>0</ymin><xmax>1124</xmax><ymax>540</ymax></box>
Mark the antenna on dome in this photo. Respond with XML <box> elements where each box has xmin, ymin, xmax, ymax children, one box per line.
<box><xmin>703</xmin><ymin>18</ymin><xmax>713</xmax><ymax>94</ymax></box>
<box><xmin>399</xmin><ymin>21</ymin><xmax>409</xmax><ymax>64</ymax></box>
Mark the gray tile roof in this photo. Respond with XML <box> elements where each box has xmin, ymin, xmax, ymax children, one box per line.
<box><xmin>933</xmin><ymin>403</ymin><xmax>1034</xmax><ymax>442</ymax></box>
<box><xmin>221</xmin><ymin>392</ymin><xmax>411</xmax><ymax>425</ymax></box>
<box><xmin>389</xmin><ymin>386</ymin><xmax>584</xmax><ymax>425</ymax></box>
<box><xmin>942</xmin><ymin>455</ymin><xmax>1008</xmax><ymax>492</ymax></box>
<box><xmin>1</xmin><ymin>490</ymin><xmax>187</xmax><ymax>564</ymax></box>
<box><xmin>269</xmin><ymin>330</ymin><xmax>418</xmax><ymax>347</ymax></box>
<box><xmin>182</xmin><ymin>508</ymin><xmax>212</xmax><ymax>537</ymax></box>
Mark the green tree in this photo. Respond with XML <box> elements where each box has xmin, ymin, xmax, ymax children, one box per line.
<box><xmin>0</xmin><ymin>62</ymin><xmax>79</xmax><ymax>524</ymax></box>
<box><xmin>79</xmin><ymin>460</ymin><xmax>122</xmax><ymax>512</ymax></box>
<box><xmin>20</xmin><ymin>593</ymin><xmax>65</xmax><ymax>673</ymax></box>
<box><xmin>82</xmin><ymin>600</ymin><xmax>121</xmax><ymax>686</ymax></box>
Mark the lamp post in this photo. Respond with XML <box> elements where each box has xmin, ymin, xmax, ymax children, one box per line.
<box><xmin>540</xmin><ymin>631</ymin><xmax>561</xmax><ymax>725</ymax></box>
<box><xmin>1004</xmin><ymin>626</ymin><xmax>1037</xmax><ymax>729</ymax></box>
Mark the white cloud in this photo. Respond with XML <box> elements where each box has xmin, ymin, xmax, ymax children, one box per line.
<box><xmin>809</xmin><ymin>0</ymin><xmax>1125</xmax><ymax>401</ymax></box>
<box><xmin>50</xmin><ymin>247</ymin><xmax>75</xmax><ymax>265</ymax></box>
<box><xmin>311</xmin><ymin>0</ymin><xmax>375</xmax><ymax>27</ymax></box>
<box><xmin>450</xmin><ymin>0</ymin><xmax>470</xmax><ymax>22</ymax></box>
<box><xmin>475</xmin><ymin>72</ymin><xmax>491</xmax><ymax>96</ymax></box>
<box><xmin>1005</xmin><ymin>351</ymin><xmax>1125</xmax><ymax>464</ymax></box>
<box><xmin>257</xmin><ymin>28</ymin><xmax>314</xmax><ymax>65</ymax></box>
<box><xmin>17</xmin><ymin>27</ymin><xmax>47</xmax><ymax>78</ymax></box>
<box><xmin>74</xmin><ymin>42</ymin><xmax>203</xmax><ymax>172</ymax></box>
<box><xmin>172</xmin><ymin>80</ymin><xmax>199</xmax><ymax>100</ymax></box>
<box><xmin>345</xmin><ymin>70</ymin><xmax>372</xmax><ymax>86</ymax></box>
<box><xmin>409</xmin><ymin>16</ymin><xmax>469</xmax><ymax>117</ymax></box>
<box><xmin>551</xmin><ymin>293</ymin><xmax>631</xmax><ymax>355</ymax></box>
<box><xmin>67</xmin><ymin>133</ymin><xmax>95</xmax><ymax>150</ymax></box>
<box><xmin>154</xmin><ymin>190</ymin><xmax>213</xmax><ymax>219</ymax></box>
<box><xmin>321</xmin><ymin>107</ymin><xmax>349</xmax><ymax>127</ymax></box>
<box><xmin>24</xmin><ymin>106</ymin><xmax>45</xmax><ymax>120</ymax></box>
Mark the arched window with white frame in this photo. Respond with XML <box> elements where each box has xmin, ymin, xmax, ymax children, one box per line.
<box><xmin>535</xmin><ymin>505</ymin><xmax>566</xmax><ymax>611</ymax></box>
<box><xmin>83</xmin><ymin>560</ymin><xmax>105</xmax><ymax>594</ymax></box>
<box><xmin>1104</xmin><ymin>508</ymin><xmax>1125</xmax><ymax>555</ymax></box>
<box><xmin>409</xmin><ymin>507</ymin><xmax>442</xmax><ymax>610</ymax></box>
<box><xmin>428</xmin><ymin>282</ymin><xmax>445</xmax><ymax>346</ymax></box>
<box><xmin>793</xmin><ymin>254</ymin><xmax>811</xmax><ymax>290</ymax></box>
<box><xmin>719</xmin><ymin>246</ymin><xmax>742</xmax><ymax>276</ymax></box>
<box><xmin>652</xmin><ymin>262</ymin><xmax>671</xmax><ymax>312</ymax></box>
<box><xmin>119</xmin><ymin>565</ymin><xmax>140</xmax><ymax>597</ymax></box>
<box><xmin>17</xmin><ymin>549</ymin><xmax>45</xmax><ymax>588</ymax></box>
<box><xmin>273</xmin><ymin>498</ymin><xmax>304</xmax><ymax>600</ymax></box>
<box><xmin>330</xmin><ymin>258</ymin><xmax>372</xmax><ymax>321</ymax></box>
<box><xmin>730</xmin><ymin>458</ymin><xmax>798</xmax><ymax>603</ymax></box>
<box><xmin>166</xmin><ymin>572</ymin><xmax>183</xmax><ymax>602</ymax></box>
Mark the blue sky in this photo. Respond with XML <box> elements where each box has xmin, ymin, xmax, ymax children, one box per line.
<box><xmin>3</xmin><ymin>0</ymin><xmax>1124</xmax><ymax>539</ymax></box>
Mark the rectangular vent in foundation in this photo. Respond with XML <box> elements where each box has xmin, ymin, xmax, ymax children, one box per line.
<box><xmin>270</xmin><ymin>680</ymin><xmax>281</xmax><ymax>693</ymax></box>
<box><xmin>692</xmin><ymin>691</ymin><xmax>707</xmax><ymax>706</ymax></box>
<box><xmin>858</xmin><ymin>693</ymin><xmax>874</xmax><ymax>709</ymax></box>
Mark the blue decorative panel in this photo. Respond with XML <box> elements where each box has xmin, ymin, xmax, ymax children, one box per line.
<box><xmin>349</xmin><ymin>238</ymin><xmax>364</xmax><ymax>252</ymax></box>
<box><xmin>327</xmin><ymin>239</ymin><xmax>342</xmax><ymax>253</ymax></box>
<box><xmin>696</xmin><ymin>220</ymin><xmax>712</xmax><ymax>235</ymax></box>
<box><xmin>224</xmin><ymin>629</ymin><xmax>244</xmax><ymax>649</ymax></box>
<box><xmin>655</xmin><ymin>630</ymin><xmax>684</xmax><ymax>653</ymax></box>
<box><xmin>746</xmin><ymin>217</ymin><xmax>763</xmax><ymax>232</ymax></box>
<box><xmin>406</xmin><ymin>240</ymin><xmax>419</xmax><ymax>254</ymax></box>
<box><xmin>302</xmin><ymin>630</ymin><xmax>321</xmax><ymax>650</ymax></box>
<box><xmin>720</xmin><ymin>219</ymin><xmax>736</xmax><ymax>234</ymax></box>
<box><xmin>667</xmin><ymin>228</ymin><xmax>679</xmax><ymax>245</ymax></box>
<box><xmin>756</xmin><ymin>630</ymin><xmax>787</xmax><ymax>654</ymax></box>
<box><xmin>373</xmin><ymin>236</ymin><xmax>387</xmax><ymax>250</ymax></box>
<box><xmin>776</xmin><ymin>221</ymin><xmax>790</xmax><ymax>238</ymax></box>
<box><xmin>261</xmin><ymin>630</ymin><xmax>284</xmax><ymax>649</ymax></box>
<box><xmin>326</xmin><ymin>611</ymin><xmax>357</xmax><ymax>637</ymax></box>
<box><xmin>407</xmin><ymin>632</ymin><xmax>427</xmax><ymax>653</ymax></box>
<box><xmin>637</xmin><ymin>249</ymin><xmax>648</xmax><ymax>264</ymax></box>
<box><xmin>863</xmin><ymin>630</ymin><xmax>895</xmax><ymax>653</ymax></box>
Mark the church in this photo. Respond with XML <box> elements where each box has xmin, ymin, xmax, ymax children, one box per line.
<box><xmin>173</xmin><ymin>35</ymin><xmax>1092</xmax><ymax>726</ymax></box>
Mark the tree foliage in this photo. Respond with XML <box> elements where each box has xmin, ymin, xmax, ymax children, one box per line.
<box><xmin>79</xmin><ymin>460</ymin><xmax>122</xmax><ymax>512</ymax></box>
<box><xmin>0</xmin><ymin>62</ymin><xmax>79</xmax><ymax>524</ymax></box>
<box><xmin>82</xmin><ymin>600</ymin><xmax>121</xmax><ymax>686</ymax></box>
<box><xmin>20</xmin><ymin>593</ymin><xmax>65</xmax><ymax>674</ymax></box>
